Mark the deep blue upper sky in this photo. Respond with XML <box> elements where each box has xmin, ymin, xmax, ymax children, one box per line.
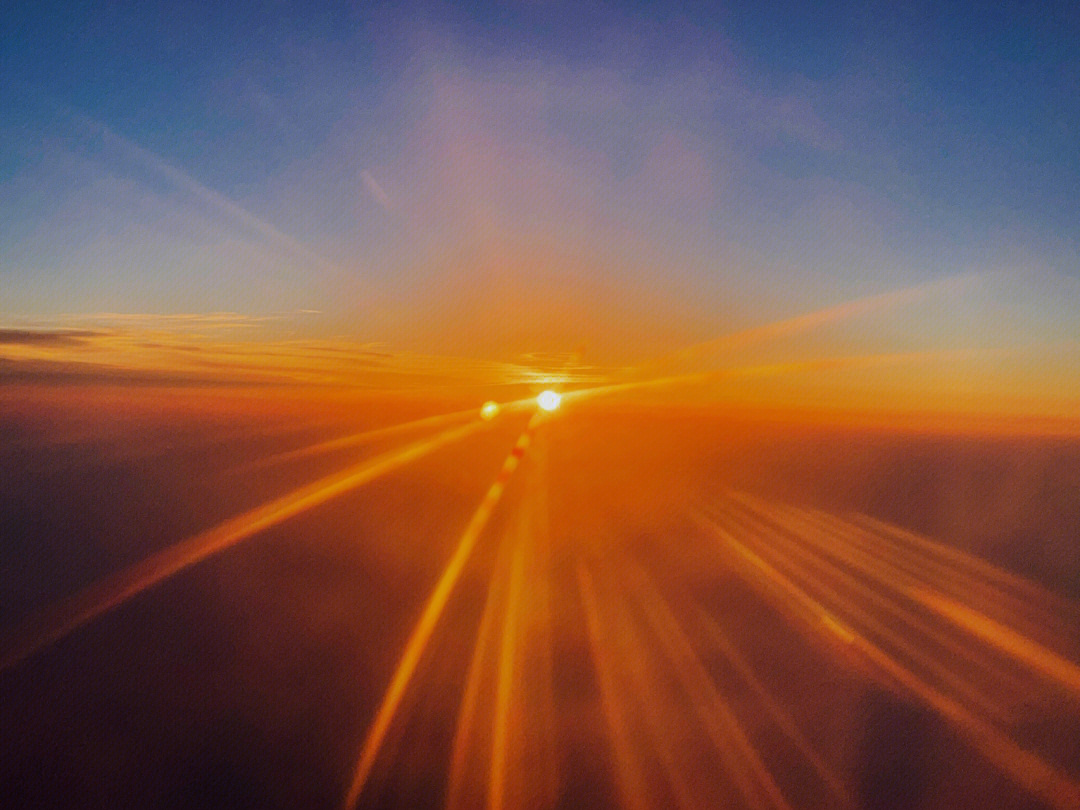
<box><xmin>2</xmin><ymin>0</ymin><xmax>1078</xmax><ymax>355</ymax></box>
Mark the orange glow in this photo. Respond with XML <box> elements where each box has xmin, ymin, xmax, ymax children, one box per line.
<box><xmin>5</xmin><ymin>279</ymin><xmax>1080</xmax><ymax>810</ymax></box>
<box><xmin>341</xmin><ymin>414</ymin><xmax>543</xmax><ymax>810</ymax></box>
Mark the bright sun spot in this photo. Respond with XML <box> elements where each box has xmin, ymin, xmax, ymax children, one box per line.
<box><xmin>537</xmin><ymin>390</ymin><xmax>561</xmax><ymax>411</ymax></box>
<box><xmin>480</xmin><ymin>401</ymin><xmax>500</xmax><ymax>421</ymax></box>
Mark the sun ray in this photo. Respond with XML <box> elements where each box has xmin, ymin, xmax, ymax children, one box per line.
<box><xmin>689</xmin><ymin>602</ymin><xmax>854</xmax><ymax>808</ymax></box>
<box><xmin>637</xmin><ymin>276</ymin><xmax>972</xmax><ymax>374</ymax></box>
<box><xmin>222</xmin><ymin>406</ymin><xmax>482</xmax><ymax>476</ymax></box>
<box><xmin>709</xmin><ymin>500</ymin><xmax>1016</xmax><ymax>722</ymax></box>
<box><xmin>575</xmin><ymin>562</ymin><xmax>652</xmax><ymax>810</ymax></box>
<box><xmin>488</xmin><ymin>534</ymin><xmax>527</xmax><ymax>810</ymax></box>
<box><xmin>848</xmin><ymin>510</ymin><xmax>1080</xmax><ymax>630</ymax></box>
<box><xmin>915</xmin><ymin>589</ymin><xmax>1080</xmax><ymax>696</ymax></box>
<box><xmin>736</xmin><ymin>496</ymin><xmax>1065</xmax><ymax>696</ymax></box>
<box><xmin>690</xmin><ymin>508</ymin><xmax>1080</xmax><ymax>810</ymax></box>
<box><xmin>0</xmin><ymin>418</ymin><xmax>492</xmax><ymax>673</ymax></box>
<box><xmin>340</xmin><ymin>411</ymin><xmax>545</xmax><ymax>810</ymax></box>
<box><xmin>723</xmin><ymin>494</ymin><xmax>1080</xmax><ymax>714</ymax></box>
<box><xmin>445</xmin><ymin>527</ymin><xmax>513</xmax><ymax>810</ymax></box>
<box><xmin>598</xmin><ymin>571</ymin><xmax>709</xmax><ymax>810</ymax></box>
<box><xmin>619</xmin><ymin>558</ymin><xmax>794</xmax><ymax>810</ymax></box>
<box><xmin>562</xmin><ymin>346</ymin><xmax>995</xmax><ymax>410</ymax></box>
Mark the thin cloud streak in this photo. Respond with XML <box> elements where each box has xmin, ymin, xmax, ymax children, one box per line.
<box><xmin>361</xmin><ymin>170</ymin><xmax>393</xmax><ymax>211</ymax></box>
<box><xmin>75</xmin><ymin>114</ymin><xmax>351</xmax><ymax>281</ymax></box>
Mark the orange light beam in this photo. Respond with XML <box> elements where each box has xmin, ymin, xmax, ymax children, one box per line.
<box><xmin>691</xmin><ymin>602</ymin><xmax>854</xmax><ymax>808</ymax></box>
<box><xmin>600</xmin><ymin>573</ymin><xmax>707</xmax><ymax>810</ymax></box>
<box><xmin>0</xmin><ymin>419</ymin><xmax>490</xmax><ymax>673</ymax></box>
<box><xmin>489</xmin><ymin>536</ymin><xmax>527</xmax><ymax>810</ymax></box>
<box><xmin>916</xmin><ymin>590</ymin><xmax>1080</xmax><ymax>697</ymax></box>
<box><xmin>772</xmin><ymin>501</ymin><xmax>1021</xmax><ymax>621</ymax></box>
<box><xmin>690</xmin><ymin>510</ymin><xmax>1080</xmax><ymax>810</ymax></box>
<box><xmin>561</xmin><ymin>347</ymin><xmax>987</xmax><ymax>409</ymax></box>
<box><xmin>445</xmin><ymin>531</ymin><xmax>512</xmax><ymax>810</ymax></box>
<box><xmin>622</xmin><ymin>559</ymin><xmax>794</xmax><ymax>810</ymax></box>
<box><xmin>223</xmin><ymin>406</ymin><xmax>481</xmax><ymax>476</ymax></box>
<box><xmin>727</xmin><ymin>496</ymin><xmax>1019</xmax><ymax>671</ymax></box>
<box><xmin>745</xmin><ymin>496</ymin><xmax>1061</xmax><ymax>696</ymax></box>
<box><xmin>576</xmin><ymin>562</ymin><xmax>651</xmax><ymax>810</ymax></box>
<box><xmin>709</xmin><ymin>500</ymin><xmax>1011</xmax><ymax>722</ymax></box>
<box><xmin>340</xmin><ymin>412</ymin><xmax>545</xmax><ymax>810</ymax></box>
<box><xmin>509</xmin><ymin>429</ymin><xmax>560</xmax><ymax>809</ymax></box>
<box><xmin>636</xmin><ymin>275</ymin><xmax>972</xmax><ymax>373</ymax></box>
<box><xmin>850</xmin><ymin>511</ymin><xmax>1077</xmax><ymax>623</ymax></box>
<box><xmin>223</xmin><ymin>392</ymin><xmax>545</xmax><ymax>478</ymax></box>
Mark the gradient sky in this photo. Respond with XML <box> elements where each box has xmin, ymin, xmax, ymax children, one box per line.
<box><xmin>2</xmin><ymin>1</ymin><xmax>1079</xmax><ymax>375</ymax></box>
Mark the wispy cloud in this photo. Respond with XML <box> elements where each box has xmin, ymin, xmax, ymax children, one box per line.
<box><xmin>0</xmin><ymin>321</ymin><xmax>593</xmax><ymax>391</ymax></box>
<box><xmin>361</xmin><ymin>170</ymin><xmax>393</xmax><ymax>211</ymax></box>
<box><xmin>0</xmin><ymin>329</ymin><xmax>105</xmax><ymax>347</ymax></box>
<box><xmin>69</xmin><ymin>112</ymin><xmax>355</xmax><ymax>285</ymax></box>
<box><xmin>52</xmin><ymin>312</ymin><xmax>279</xmax><ymax>330</ymax></box>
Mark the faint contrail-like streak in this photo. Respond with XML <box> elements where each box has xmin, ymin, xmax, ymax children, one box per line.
<box><xmin>0</xmin><ymin>419</ymin><xmax>488</xmax><ymax>673</ymax></box>
<box><xmin>340</xmin><ymin>412</ymin><xmax>545</xmax><ymax>810</ymax></box>
<box><xmin>71</xmin><ymin>114</ymin><xmax>353</xmax><ymax>284</ymax></box>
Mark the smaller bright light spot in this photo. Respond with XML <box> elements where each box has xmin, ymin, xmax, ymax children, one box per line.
<box><xmin>480</xmin><ymin>401</ymin><xmax>500</xmax><ymax>421</ymax></box>
<box><xmin>537</xmin><ymin>390</ymin><xmax>562</xmax><ymax>411</ymax></box>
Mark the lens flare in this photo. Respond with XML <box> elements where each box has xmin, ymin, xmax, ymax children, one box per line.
<box><xmin>480</xmin><ymin>400</ymin><xmax>500</xmax><ymax>420</ymax></box>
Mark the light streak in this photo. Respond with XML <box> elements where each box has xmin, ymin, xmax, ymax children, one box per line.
<box><xmin>223</xmin><ymin>406</ymin><xmax>481</xmax><ymax>475</ymax></box>
<box><xmin>576</xmin><ymin>563</ymin><xmax>651</xmax><ymax>810</ymax></box>
<box><xmin>0</xmin><ymin>419</ymin><xmax>489</xmax><ymax>673</ymax></box>
<box><xmin>691</xmin><ymin>508</ymin><xmax>1080</xmax><ymax>810</ymax></box>
<box><xmin>340</xmin><ymin>412</ymin><xmax>545</xmax><ymax>810</ymax></box>
<box><xmin>915</xmin><ymin>590</ymin><xmax>1080</xmax><ymax>696</ymax></box>
<box><xmin>561</xmin><ymin>347</ymin><xmax>988</xmax><ymax>409</ymax></box>
<box><xmin>445</xmin><ymin>534</ymin><xmax>510</xmax><ymax>810</ymax></box>
<box><xmin>621</xmin><ymin>560</ymin><xmax>794</xmax><ymax>810</ymax></box>
<box><xmin>691</xmin><ymin>603</ymin><xmax>853</xmax><ymax>808</ymax></box>
<box><xmin>637</xmin><ymin>275</ymin><xmax>973</xmax><ymax>373</ymax></box>
<box><xmin>733</xmin><ymin>495</ymin><xmax>1079</xmax><ymax>700</ymax></box>
<box><xmin>600</xmin><ymin>572</ymin><xmax>712</xmax><ymax>810</ymax></box>
<box><xmin>709</xmin><ymin>500</ymin><xmax>1014</xmax><ymax>722</ymax></box>
<box><xmin>489</xmin><ymin>537</ymin><xmax>527</xmax><ymax>810</ymax></box>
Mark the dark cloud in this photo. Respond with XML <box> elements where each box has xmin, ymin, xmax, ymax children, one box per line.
<box><xmin>0</xmin><ymin>329</ymin><xmax>104</xmax><ymax>347</ymax></box>
<box><xmin>0</xmin><ymin>358</ymin><xmax>271</xmax><ymax>388</ymax></box>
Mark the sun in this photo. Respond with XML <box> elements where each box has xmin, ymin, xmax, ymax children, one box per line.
<box><xmin>537</xmin><ymin>390</ymin><xmax>562</xmax><ymax>411</ymax></box>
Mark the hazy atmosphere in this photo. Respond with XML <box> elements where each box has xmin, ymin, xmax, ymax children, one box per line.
<box><xmin>3</xmin><ymin>3</ymin><xmax>1080</xmax><ymax>809</ymax></box>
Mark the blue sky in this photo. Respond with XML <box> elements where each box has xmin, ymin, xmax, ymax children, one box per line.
<box><xmin>2</xmin><ymin>1</ymin><xmax>1078</xmax><ymax>363</ymax></box>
